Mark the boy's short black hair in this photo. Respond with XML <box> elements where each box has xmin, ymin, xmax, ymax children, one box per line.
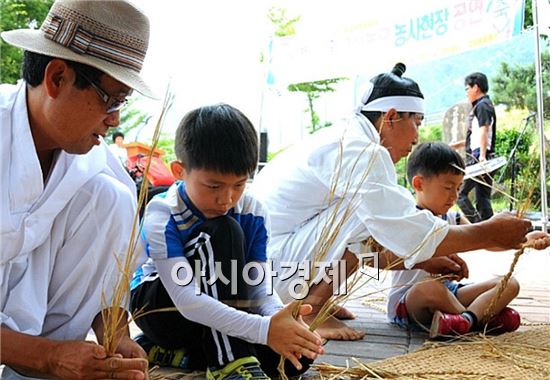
<box><xmin>407</xmin><ymin>142</ymin><xmax>465</xmax><ymax>184</ymax></box>
<box><xmin>174</xmin><ymin>103</ymin><xmax>258</xmax><ymax>176</ymax></box>
<box><xmin>112</xmin><ymin>131</ymin><xmax>125</xmax><ymax>143</ymax></box>
<box><xmin>22</xmin><ymin>50</ymin><xmax>103</xmax><ymax>89</ymax></box>
<box><xmin>464</xmin><ymin>72</ymin><xmax>489</xmax><ymax>93</ymax></box>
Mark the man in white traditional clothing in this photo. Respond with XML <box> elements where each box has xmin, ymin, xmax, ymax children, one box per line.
<box><xmin>0</xmin><ymin>1</ymin><xmax>155</xmax><ymax>379</ymax></box>
<box><xmin>251</xmin><ymin>63</ymin><xmax>535</xmax><ymax>342</ymax></box>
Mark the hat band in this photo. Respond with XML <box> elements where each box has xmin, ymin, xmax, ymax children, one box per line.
<box><xmin>361</xmin><ymin>96</ymin><xmax>425</xmax><ymax>114</ymax></box>
<box><xmin>42</xmin><ymin>14</ymin><xmax>145</xmax><ymax>72</ymax></box>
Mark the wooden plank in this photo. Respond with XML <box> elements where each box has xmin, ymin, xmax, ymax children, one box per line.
<box><xmin>324</xmin><ymin>340</ymin><xmax>408</xmax><ymax>358</ymax></box>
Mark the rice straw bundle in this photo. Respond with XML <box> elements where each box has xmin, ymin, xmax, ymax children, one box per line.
<box><xmin>100</xmin><ymin>86</ymin><xmax>174</xmax><ymax>355</ymax></box>
<box><xmin>276</xmin><ymin>133</ymin><xmax>383</xmax><ymax>379</ymax></box>
<box><xmin>304</xmin><ymin>137</ymin><xmax>447</xmax><ymax>326</ymax></box>
<box><xmin>451</xmin><ymin>154</ymin><xmax>543</xmax><ymax>325</ymax></box>
<box><xmin>480</xmin><ymin>156</ymin><xmax>540</xmax><ymax>325</ymax></box>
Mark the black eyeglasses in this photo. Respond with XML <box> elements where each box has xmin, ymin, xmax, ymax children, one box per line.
<box><xmin>75</xmin><ymin>70</ymin><xmax>128</xmax><ymax>113</ymax></box>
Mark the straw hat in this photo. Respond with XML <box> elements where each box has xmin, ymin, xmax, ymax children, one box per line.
<box><xmin>1</xmin><ymin>0</ymin><xmax>155</xmax><ymax>98</ymax></box>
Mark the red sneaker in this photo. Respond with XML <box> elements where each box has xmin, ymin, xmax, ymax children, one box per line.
<box><xmin>429</xmin><ymin>310</ymin><xmax>471</xmax><ymax>338</ymax></box>
<box><xmin>484</xmin><ymin>307</ymin><xmax>521</xmax><ymax>334</ymax></box>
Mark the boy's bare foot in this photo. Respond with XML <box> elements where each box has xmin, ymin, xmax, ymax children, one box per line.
<box><xmin>308</xmin><ymin>304</ymin><xmax>356</xmax><ymax>320</ymax></box>
<box><xmin>304</xmin><ymin>314</ymin><xmax>365</xmax><ymax>341</ymax></box>
<box><xmin>333</xmin><ymin>306</ymin><xmax>356</xmax><ymax>320</ymax></box>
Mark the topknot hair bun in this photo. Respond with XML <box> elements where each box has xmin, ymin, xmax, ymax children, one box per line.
<box><xmin>391</xmin><ymin>63</ymin><xmax>406</xmax><ymax>77</ymax></box>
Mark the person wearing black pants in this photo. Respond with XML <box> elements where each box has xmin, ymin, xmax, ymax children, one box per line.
<box><xmin>457</xmin><ymin>171</ymin><xmax>494</xmax><ymax>223</ymax></box>
<box><xmin>130</xmin><ymin>104</ymin><xmax>323</xmax><ymax>380</ymax></box>
<box><xmin>451</xmin><ymin>72</ymin><xmax>497</xmax><ymax>223</ymax></box>
<box><xmin>131</xmin><ymin>217</ymin><xmax>311</xmax><ymax>377</ymax></box>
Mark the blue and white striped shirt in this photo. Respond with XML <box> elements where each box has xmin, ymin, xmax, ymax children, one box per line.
<box><xmin>131</xmin><ymin>181</ymin><xmax>269</xmax><ymax>290</ymax></box>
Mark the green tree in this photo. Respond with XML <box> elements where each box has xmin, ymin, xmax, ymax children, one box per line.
<box><xmin>0</xmin><ymin>0</ymin><xmax>54</xmax><ymax>83</ymax></box>
<box><xmin>267</xmin><ymin>7</ymin><xmax>300</xmax><ymax>37</ymax></box>
<box><xmin>156</xmin><ymin>135</ymin><xmax>176</xmax><ymax>163</ymax></box>
<box><xmin>491</xmin><ymin>52</ymin><xmax>550</xmax><ymax>118</ymax></box>
<box><xmin>287</xmin><ymin>78</ymin><xmax>348</xmax><ymax>134</ymax></box>
<box><xmin>267</xmin><ymin>7</ymin><xmax>348</xmax><ymax>134</ymax></box>
<box><xmin>525</xmin><ymin>0</ymin><xmax>533</xmax><ymax>29</ymax></box>
<box><xmin>108</xmin><ymin>101</ymin><xmax>176</xmax><ymax>165</ymax></box>
<box><xmin>107</xmin><ymin>97</ymin><xmax>152</xmax><ymax>141</ymax></box>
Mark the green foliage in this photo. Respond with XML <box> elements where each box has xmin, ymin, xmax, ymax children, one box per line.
<box><xmin>525</xmin><ymin>0</ymin><xmax>532</xmax><ymax>28</ymax></box>
<box><xmin>106</xmin><ymin>97</ymin><xmax>151</xmax><ymax>142</ymax></box>
<box><xmin>119</xmin><ymin>100</ymin><xmax>150</xmax><ymax>134</ymax></box>
<box><xmin>394</xmin><ymin>157</ymin><xmax>409</xmax><ymax>189</ymax></box>
<box><xmin>288</xmin><ymin>78</ymin><xmax>348</xmax><ymax>134</ymax></box>
<box><xmin>155</xmin><ymin>135</ymin><xmax>176</xmax><ymax>164</ymax></box>
<box><xmin>268</xmin><ymin>7</ymin><xmax>347</xmax><ymax>135</ymax></box>
<box><xmin>491</xmin><ymin>126</ymin><xmax>548</xmax><ymax>212</ymax></box>
<box><xmin>492</xmin><ymin>52</ymin><xmax>550</xmax><ymax>118</ymax></box>
<box><xmin>418</xmin><ymin>124</ymin><xmax>442</xmax><ymax>143</ymax></box>
<box><xmin>0</xmin><ymin>0</ymin><xmax>54</xmax><ymax>84</ymax></box>
<box><xmin>494</xmin><ymin>128</ymin><xmax>533</xmax><ymax>176</ymax></box>
<box><xmin>267</xmin><ymin>145</ymin><xmax>290</xmax><ymax>162</ymax></box>
<box><xmin>392</xmin><ymin>125</ymin><xmax>444</xmax><ymax>190</ymax></box>
<box><xmin>267</xmin><ymin>7</ymin><xmax>300</xmax><ymax>37</ymax></box>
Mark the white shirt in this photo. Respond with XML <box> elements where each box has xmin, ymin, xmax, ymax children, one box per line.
<box><xmin>251</xmin><ymin>113</ymin><xmax>449</xmax><ymax>269</ymax></box>
<box><xmin>387</xmin><ymin>210</ymin><xmax>461</xmax><ymax>320</ymax></box>
<box><xmin>109</xmin><ymin>143</ymin><xmax>128</xmax><ymax>166</ymax></box>
<box><xmin>134</xmin><ymin>184</ymin><xmax>281</xmax><ymax>345</ymax></box>
<box><xmin>0</xmin><ymin>82</ymin><xmax>139</xmax><ymax>341</ymax></box>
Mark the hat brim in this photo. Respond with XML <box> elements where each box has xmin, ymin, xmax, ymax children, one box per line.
<box><xmin>2</xmin><ymin>29</ymin><xmax>157</xmax><ymax>99</ymax></box>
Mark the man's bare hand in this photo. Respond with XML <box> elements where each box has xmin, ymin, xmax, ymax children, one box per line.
<box><xmin>526</xmin><ymin>230</ymin><xmax>550</xmax><ymax>250</ymax></box>
<box><xmin>115</xmin><ymin>335</ymin><xmax>147</xmax><ymax>359</ymax></box>
<box><xmin>46</xmin><ymin>340</ymin><xmax>148</xmax><ymax>380</ymax></box>
<box><xmin>268</xmin><ymin>302</ymin><xmax>324</xmax><ymax>370</ymax></box>
<box><xmin>415</xmin><ymin>254</ymin><xmax>468</xmax><ymax>280</ymax></box>
<box><xmin>483</xmin><ymin>213</ymin><xmax>532</xmax><ymax>249</ymax></box>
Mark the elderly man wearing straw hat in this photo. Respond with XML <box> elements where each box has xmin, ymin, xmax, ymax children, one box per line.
<box><xmin>0</xmin><ymin>1</ymin><xmax>155</xmax><ymax>379</ymax></box>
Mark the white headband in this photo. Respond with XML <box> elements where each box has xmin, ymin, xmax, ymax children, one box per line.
<box><xmin>361</xmin><ymin>96</ymin><xmax>425</xmax><ymax>114</ymax></box>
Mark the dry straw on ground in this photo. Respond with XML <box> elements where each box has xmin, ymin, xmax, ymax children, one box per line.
<box><xmin>314</xmin><ymin>326</ymin><xmax>550</xmax><ymax>380</ymax></box>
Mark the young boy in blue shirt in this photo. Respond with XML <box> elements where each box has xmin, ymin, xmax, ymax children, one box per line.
<box><xmin>130</xmin><ymin>104</ymin><xmax>323</xmax><ymax>379</ymax></box>
<box><xmin>389</xmin><ymin>142</ymin><xmax>549</xmax><ymax>338</ymax></box>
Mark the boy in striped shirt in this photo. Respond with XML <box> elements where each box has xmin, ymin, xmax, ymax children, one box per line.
<box><xmin>131</xmin><ymin>104</ymin><xmax>323</xmax><ymax>379</ymax></box>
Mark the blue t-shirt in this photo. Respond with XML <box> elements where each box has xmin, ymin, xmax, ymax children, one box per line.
<box><xmin>131</xmin><ymin>181</ymin><xmax>269</xmax><ymax>290</ymax></box>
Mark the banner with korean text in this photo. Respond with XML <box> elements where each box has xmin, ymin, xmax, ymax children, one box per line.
<box><xmin>268</xmin><ymin>0</ymin><xmax>525</xmax><ymax>85</ymax></box>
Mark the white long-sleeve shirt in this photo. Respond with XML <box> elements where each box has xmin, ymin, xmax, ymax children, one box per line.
<box><xmin>133</xmin><ymin>183</ymin><xmax>283</xmax><ymax>346</ymax></box>
<box><xmin>251</xmin><ymin>113</ymin><xmax>449</xmax><ymax>271</ymax></box>
<box><xmin>0</xmin><ymin>82</ymin><xmax>141</xmax><ymax>346</ymax></box>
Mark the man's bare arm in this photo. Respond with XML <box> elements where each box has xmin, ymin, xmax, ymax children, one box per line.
<box><xmin>479</xmin><ymin>126</ymin><xmax>489</xmax><ymax>161</ymax></box>
<box><xmin>1</xmin><ymin>327</ymin><xmax>58</xmax><ymax>379</ymax></box>
<box><xmin>1</xmin><ymin>313</ymin><xmax>147</xmax><ymax>380</ymax></box>
<box><xmin>433</xmin><ymin>213</ymin><xmax>531</xmax><ymax>257</ymax></box>
<box><xmin>449</xmin><ymin>139</ymin><xmax>466</xmax><ymax>149</ymax></box>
